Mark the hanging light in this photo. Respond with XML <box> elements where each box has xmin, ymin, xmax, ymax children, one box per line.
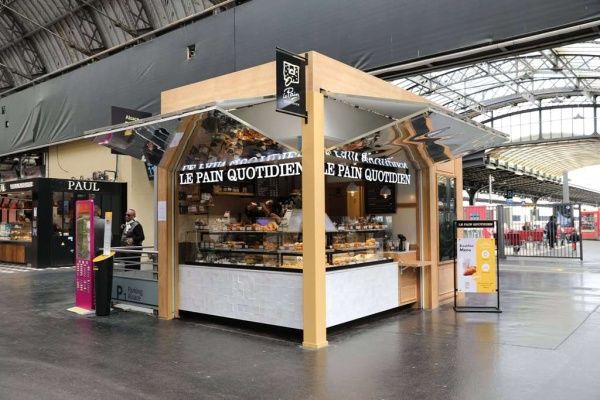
<box><xmin>380</xmin><ymin>185</ymin><xmax>392</xmax><ymax>199</ymax></box>
<box><xmin>347</xmin><ymin>182</ymin><xmax>358</xmax><ymax>196</ymax></box>
<box><xmin>573</xmin><ymin>112</ymin><xmax>584</xmax><ymax>120</ymax></box>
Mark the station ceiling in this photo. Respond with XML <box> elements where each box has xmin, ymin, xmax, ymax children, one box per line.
<box><xmin>486</xmin><ymin>136</ymin><xmax>600</xmax><ymax>178</ymax></box>
<box><xmin>0</xmin><ymin>0</ymin><xmax>234</xmax><ymax>93</ymax></box>
<box><xmin>394</xmin><ymin>39</ymin><xmax>600</xmax><ymax>119</ymax></box>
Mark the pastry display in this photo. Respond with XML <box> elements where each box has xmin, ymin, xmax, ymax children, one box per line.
<box><xmin>332</xmin><ymin>240</ymin><xmax>378</xmax><ymax>250</ymax></box>
<box><xmin>222</xmin><ymin>222</ymin><xmax>279</xmax><ymax>232</ymax></box>
<box><xmin>187</xmin><ymin>202</ymin><xmax>388</xmax><ymax>268</ymax></box>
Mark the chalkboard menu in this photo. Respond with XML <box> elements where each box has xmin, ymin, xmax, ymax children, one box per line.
<box><xmin>365</xmin><ymin>181</ymin><xmax>396</xmax><ymax>214</ymax></box>
<box><xmin>256</xmin><ymin>178</ymin><xmax>280</xmax><ymax>197</ymax></box>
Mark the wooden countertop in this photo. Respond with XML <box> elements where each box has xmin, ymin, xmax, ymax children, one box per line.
<box><xmin>398</xmin><ymin>260</ymin><xmax>432</xmax><ymax>268</ymax></box>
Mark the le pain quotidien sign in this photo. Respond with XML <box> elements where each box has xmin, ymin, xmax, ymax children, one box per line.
<box><xmin>178</xmin><ymin>151</ymin><xmax>411</xmax><ymax>186</ymax></box>
<box><xmin>276</xmin><ymin>48</ymin><xmax>307</xmax><ymax>120</ymax></box>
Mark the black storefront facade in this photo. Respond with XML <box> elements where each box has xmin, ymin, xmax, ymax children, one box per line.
<box><xmin>0</xmin><ymin>178</ymin><xmax>126</xmax><ymax>268</ymax></box>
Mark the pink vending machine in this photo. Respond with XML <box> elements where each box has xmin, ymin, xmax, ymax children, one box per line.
<box><xmin>75</xmin><ymin>200</ymin><xmax>95</xmax><ymax>310</ymax></box>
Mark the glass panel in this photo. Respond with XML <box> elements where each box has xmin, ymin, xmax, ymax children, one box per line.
<box><xmin>438</xmin><ymin>176</ymin><xmax>456</xmax><ymax>261</ymax></box>
<box><xmin>176</xmin><ymin>109</ymin><xmax>302</xmax><ymax>269</ymax></box>
<box><xmin>52</xmin><ymin>192</ymin><xmax>74</xmax><ymax>237</ymax></box>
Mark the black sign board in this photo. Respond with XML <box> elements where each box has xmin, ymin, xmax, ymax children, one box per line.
<box><xmin>365</xmin><ymin>180</ymin><xmax>396</xmax><ymax>214</ymax></box>
<box><xmin>455</xmin><ymin>220</ymin><xmax>495</xmax><ymax>228</ymax></box>
<box><xmin>107</xmin><ymin>106</ymin><xmax>155</xmax><ymax>180</ymax></box>
<box><xmin>276</xmin><ymin>48</ymin><xmax>307</xmax><ymax>120</ymax></box>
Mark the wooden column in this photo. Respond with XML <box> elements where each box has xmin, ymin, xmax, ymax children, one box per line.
<box><xmin>419</xmin><ymin>166</ymin><xmax>439</xmax><ymax>309</ymax></box>
<box><xmin>302</xmin><ymin>89</ymin><xmax>328</xmax><ymax>349</ymax></box>
<box><xmin>157</xmin><ymin>166</ymin><xmax>175</xmax><ymax>319</ymax></box>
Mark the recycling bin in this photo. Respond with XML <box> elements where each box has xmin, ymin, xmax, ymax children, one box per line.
<box><xmin>93</xmin><ymin>252</ymin><xmax>115</xmax><ymax>316</ymax></box>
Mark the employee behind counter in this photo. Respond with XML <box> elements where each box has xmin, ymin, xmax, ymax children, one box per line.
<box><xmin>244</xmin><ymin>200</ymin><xmax>281</xmax><ymax>224</ymax></box>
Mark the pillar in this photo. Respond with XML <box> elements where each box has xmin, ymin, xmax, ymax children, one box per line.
<box><xmin>467</xmin><ymin>187</ymin><xmax>479</xmax><ymax>205</ymax></box>
<box><xmin>562</xmin><ymin>172</ymin><xmax>570</xmax><ymax>203</ymax></box>
<box><xmin>157</xmin><ymin>166</ymin><xmax>175</xmax><ymax>319</ymax></box>
<box><xmin>301</xmin><ymin>89</ymin><xmax>328</xmax><ymax>349</ymax></box>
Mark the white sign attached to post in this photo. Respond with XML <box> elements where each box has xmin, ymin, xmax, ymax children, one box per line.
<box><xmin>103</xmin><ymin>211</ymin><xmax>112</xmax><ymax>256</ymax></box>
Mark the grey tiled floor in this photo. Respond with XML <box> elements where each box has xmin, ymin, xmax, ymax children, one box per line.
<box><xmin>2</xmin><ymin>242</ymin><xmax>600</xmax><ymax>399</ymax></box>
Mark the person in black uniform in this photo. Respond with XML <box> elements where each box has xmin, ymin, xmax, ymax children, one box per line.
<box><xmin>120</xmin><ymin>209</ymin><xmax>145</xmax><ymax>269</ymax></box>
<box><xmin>546</xmin><ymin>215</ymin><xmax>557</xmax><ymax>249</ymax></box>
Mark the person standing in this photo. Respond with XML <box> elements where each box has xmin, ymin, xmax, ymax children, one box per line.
<box><xmin>546</xmin><ymin>215</ymin><xmax>557</xmax><ymax>249</ymax></box>
<box><xmin>120</xmin><ymin>209</ymin><xmax>145</xmax><ymax>269</ymax></box>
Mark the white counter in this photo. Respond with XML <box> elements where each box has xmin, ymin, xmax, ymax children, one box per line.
<box><xmin>179</xmin><ymin>260</ymin><xmax>400</xmax><ymax>329</ymax></box>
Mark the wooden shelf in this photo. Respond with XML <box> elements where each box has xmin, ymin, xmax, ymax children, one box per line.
<box><xmin>199</xmin><ymin>230</ymin><xmax>280</xmax><ymax>234</ymax></box>
<box><xmin>212</xmin><ymin>191</ymin><xmax>255</xmax><ymax>197</ymax></box>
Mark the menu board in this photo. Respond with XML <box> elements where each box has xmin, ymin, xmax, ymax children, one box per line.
<box><xmin>365</xmin><ymin>181</ymin><xmax>396</xmax><ymax>214</ymax></box>
<box><xmin>256</xmin><ymin>178</ymin><xmax>279</xmax><ymax>198</ymax></box>
<box><xmin>75</xmin><ymin>200</ymin><xmax>95</xmax><ymax>310</ymax></box>
<box><xmin>456</xmin><ymin>237</ymin><xmax>497</xmax><ymax>293</ymax></box>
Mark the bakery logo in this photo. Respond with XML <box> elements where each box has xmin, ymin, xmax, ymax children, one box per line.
<box><xmin>282</xmin><ymin>61</ymin><xmax>299</xmax><ymax>87</ymax></box>
<box><xmin>276</xmin><ymin>48</ymin><xmax>306</xmax><ymax>118</ymax></box>
<box><xmin>282</xmin><ymin>87</ymin><xmax>300</xmax><ymax>105</ymax></box>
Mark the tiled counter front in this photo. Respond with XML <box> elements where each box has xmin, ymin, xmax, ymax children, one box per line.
<box><xmin>326</xmin><ymin>262</ymin><xmax>399</xmax><ymax>327</ymax></box>
<box><xmin>179</xmin><ymin>261</ymin><xmax>400</xmax><ymax>330</ymax></box>
<box><xmin>179</xmin><ymin>265</ymin><xmax>303</xmax><ymax>329</ymax></box>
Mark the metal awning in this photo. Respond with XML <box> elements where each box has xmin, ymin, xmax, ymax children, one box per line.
<box><xmin>84</xmin><ymin>92</ymin><xmax>508</xmax><ymax>168</ymax></box>
<box><xmin>463</xmin><ymin>161</ymin><xmax>600</xmax><ymax>205</ymax></box>
<box><xmin>321</xmin><ymin>92</ymin><xmax>508</xmax><ymax>160</ymax></box>
<box><xmin>486</xmin><ymin>136</ymin><xmax>600</xmax><ymax>178</ymax></box>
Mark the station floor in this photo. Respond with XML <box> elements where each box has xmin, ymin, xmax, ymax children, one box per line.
<box><xmin>2</xmin><ymin>243</ymin><xmax>600</xmax><ymax>399</ymax></box>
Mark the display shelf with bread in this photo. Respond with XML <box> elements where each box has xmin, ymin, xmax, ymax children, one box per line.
<box><xmin>184</xmin><ymin>217</ymin><xmax>391</xmax><ymax>271</ymax></box>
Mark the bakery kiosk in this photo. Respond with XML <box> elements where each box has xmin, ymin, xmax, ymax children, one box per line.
<box><xmin>0</xmin><ymin>178</ymin><xmax>126</xmax><ymax>268</ymax></box>
<box><xmin>87</xmin><ymin>51</ymin><xmax>505</xmax><ymax>348</ymax></box>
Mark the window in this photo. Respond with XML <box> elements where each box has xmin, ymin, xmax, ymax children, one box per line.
<box><xmin>438</xmin><ymin>175</ymin><xmax>456</xmax><ymax>261</ymax></box>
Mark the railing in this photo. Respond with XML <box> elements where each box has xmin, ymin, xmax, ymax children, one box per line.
<box><xmin>109</xmin><ymin>246</ymin><xmax>158</xmax><ymax>309</ymax></box>
<box><xmin>465</xmin><ymin>203</ymin><xmax>583</xmax><ymax>260</ymax></box>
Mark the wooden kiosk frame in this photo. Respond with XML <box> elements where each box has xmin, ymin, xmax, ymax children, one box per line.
<box><xmin>87</xmin><ymin>51</ymin><xmax>506</xmax><ymax>349</ymax></box>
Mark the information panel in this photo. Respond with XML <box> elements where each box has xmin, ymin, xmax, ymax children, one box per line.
<box><xmin>75</xmin><ymin>200</ymin><xmax>95</xmax><ymax>310</ymax></box>
<box><xmin>456</xmin><ymin>237</ymin><xmax>497</xmax><ymax>293</ymax></box>
<box><xmin>453</xmin><ymin>219</ymin><xmax>501</xmax><ymax>313</ymax></box>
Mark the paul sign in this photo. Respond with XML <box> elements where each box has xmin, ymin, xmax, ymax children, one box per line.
<box><xmin>68</xmin><ymin>180</ymin><xmax>101</xmax><ymax>192</ymax></box>
<box><xmin>276</xmin><ymin>47</ymin><xmax>307</xmax><ymax>119</ymax></box>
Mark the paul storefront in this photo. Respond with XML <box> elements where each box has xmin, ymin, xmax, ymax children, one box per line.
<box><xmin>87</xmin><ymin>51</ymin><xmax>505</xmax><ymax>347</ymax></box>
<box><xmin>0</xmin><ymin>177</ymin><xmax>126</xmax><ymax>268</ymax></box>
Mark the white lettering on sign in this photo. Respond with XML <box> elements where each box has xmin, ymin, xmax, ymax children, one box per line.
<box><xmin>67</xmin><ymin>181</ymin><xmax>101</xmax><ymax>192</ymax></box>
<box><xmin>326</xmin><ymin>150</ymin><xmax>408</xmax><ymax>169</ymax></box>
<box><xmin>179</xmin><ymin>161</ymin><xmax>411</xmax><ymax>186</ymax></box>
<box><xmin>178</xmin><ymin>150</ymin><xmax>412</xmax><ymax>186</ymax></box>
<box><xmin>364</xmin><ymin>168</ymin><xmax>411</xmax><ymax>185</ymax></box>
<box><xmin>9</xmin><ymin>181</ymin><xmax>34</xmax><ymax>189</ymax></box>
<box><xmin>336</xmin><ymin>164</ymin><xmax>363</xmax><ymax>179</ymax></box>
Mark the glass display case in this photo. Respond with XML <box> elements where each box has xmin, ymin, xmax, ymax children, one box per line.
<box><xmin>0</xmin><ymin>191</ymin><xmax>33</xmax><ymax>242</ymax></box>
<box><xmin>180</xmin><ymin>213</ymin><xmax>389</xmax><ymax>269</ymax></box>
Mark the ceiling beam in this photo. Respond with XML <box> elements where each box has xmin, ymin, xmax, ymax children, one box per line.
<box><xmin>0</xmin><ymin>0</ymin><xmax>100</xmax><ymax>54</ymax></box>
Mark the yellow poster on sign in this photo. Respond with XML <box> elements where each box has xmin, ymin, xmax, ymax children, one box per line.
<box><xmin>457</xmin><ymin>237</ymin><xmax>497</xmax><ymax>293</ymax></box>
<box><xmin>475</xmin><ymin>238</ymin><xmax>496</xmax><ymax>293</ymax></box>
